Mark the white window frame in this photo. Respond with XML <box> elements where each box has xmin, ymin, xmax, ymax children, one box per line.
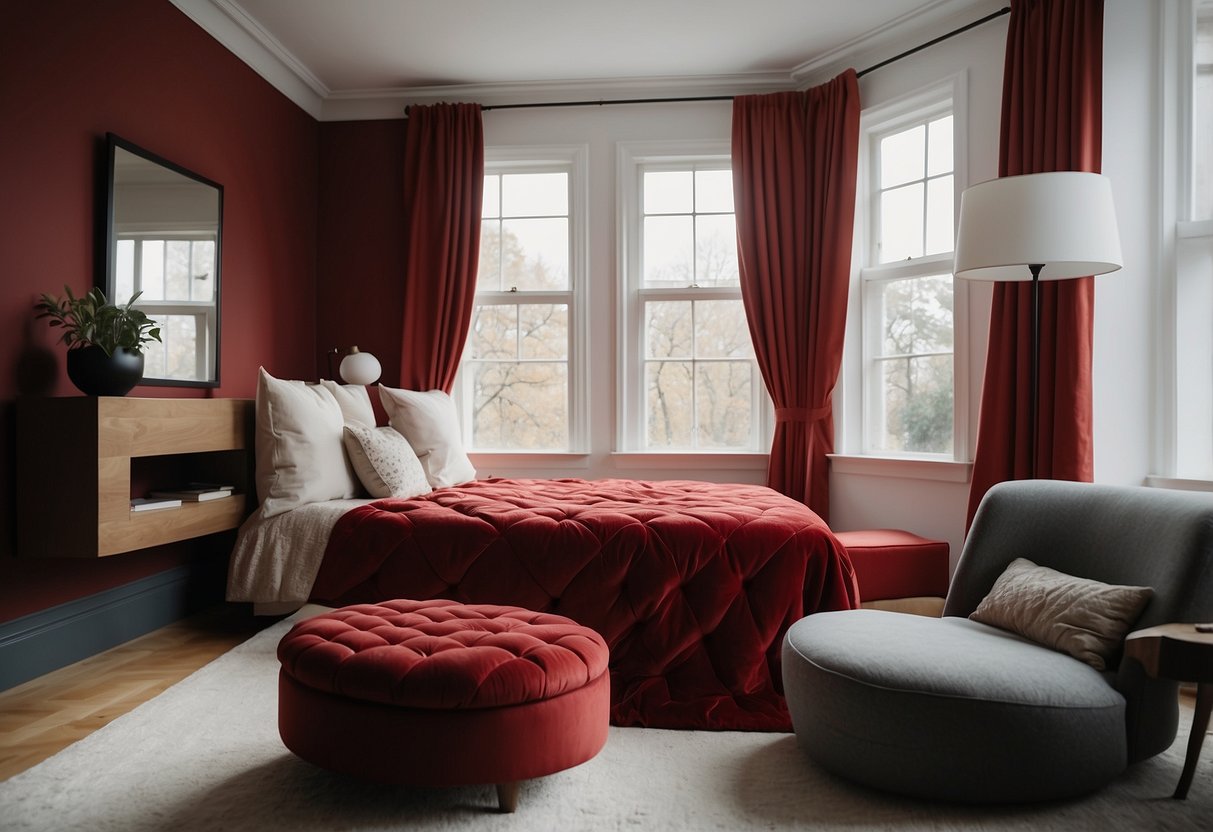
<box><xmin>116</xmin><ymin>230</ymin><xmax>217</xmax><ymax>382</ymax></box>
<box><xmin>1156</xmin><ymin>0</ymin><xmax>1213</xmax><ymax>484</ymax></box>
<box><xmin>455</xmin><ymin>144</ymin><xmax>589</xmax><ymax>455</ymax></box>
<box><xmin>616</xmin><ymin>140</ymin><xmax>772</xmax><ymax>455</ymax></box>
<box><xmin>838</xmin><ymin>74</ymin><xmax>970</xmax><ymax>468</ymax></box>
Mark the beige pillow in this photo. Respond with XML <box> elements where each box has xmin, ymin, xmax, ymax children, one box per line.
<box><xmin>970</xmin><ymin>558</ymin><xmax>1153</xmax><ymax>671</ymax></box>
<box><xmin>377</xmin><ymin>385</ymin><xmax>476</xmax><ymax>488</ymax></box>
<box><xmin>318</xmin><ymin>379</ymin><xmax>376</xmax><ymax>426</ymax></box>
<box><xmin>255</xmin><ymin>367</ymin><xmax>361</xmax><ymax>517</ymax></box>
<box><xmin>343</xmin><ymin>424</ymin><xmax>432</xmax><ymax>499</ymax></box>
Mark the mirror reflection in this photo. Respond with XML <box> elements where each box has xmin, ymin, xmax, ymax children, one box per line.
<box><xmin>106</xmin><ymin>135</ymin><xmax>222</xmax><ymax>386</ymax></box>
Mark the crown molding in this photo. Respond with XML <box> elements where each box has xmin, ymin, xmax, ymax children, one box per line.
<box><xmin>174</xmin><ymin>0</ymin><xmax>1001</xmax><ymax>123</ymax></box>
<box><xmin>168</xmin><ymin>0</ymin><xmax>327</xmax><ymax>118</ymax></box>
<box><xmin>794</xmin><ymin>0</ymin><xmax>1008</xmax><ymax>86</ymax></box>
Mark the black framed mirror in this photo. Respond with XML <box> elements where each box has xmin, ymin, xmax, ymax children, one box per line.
<box><xmin>103</xmin><ymin>133</ymin><xmax>223</xmax><ymax>387</ymax></box>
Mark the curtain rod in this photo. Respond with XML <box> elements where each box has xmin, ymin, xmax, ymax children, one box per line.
<box><xmin>459</xmin><ymin>6</ymin><xmax>1010</xmax><ymax>114</ymax></box>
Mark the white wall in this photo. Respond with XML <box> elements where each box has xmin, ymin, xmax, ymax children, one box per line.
<box><xmin>476</xmin><ymin>1</ymin><xmax>1166</xmax><ymax>576</ymax></box>
<box><xmin>1095</xmin><ymin>0</ymin><xmax>1160</xmax><ymax>486</ymax></box>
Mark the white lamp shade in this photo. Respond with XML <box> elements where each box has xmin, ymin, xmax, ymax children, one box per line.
<box><xmin>338</xmin><ymin>347</ymin><xmax>381</xmax><ymax>386</ymax></box>
<box><xmin>953</xmin><ymin>171</ymin><xmax>1123</xmax><ymax>281</ymax></box>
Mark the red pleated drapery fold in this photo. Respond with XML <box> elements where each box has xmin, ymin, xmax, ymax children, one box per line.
<box><xmin>965</xmin><ymin>0</ymin><xmax>1104</xmax><ymax>527</ymax></box>
<box><xmin>731</xmin><ymin>71</ymin><xmax>861</xmax><ymax>522</ymax></box>
<box><xmin>399</xmin><ymin>103</ymin><xmax>484</xmax><ymax>392</ymax></box>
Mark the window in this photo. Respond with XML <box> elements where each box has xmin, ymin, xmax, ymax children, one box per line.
<box><xmin>115</xmin><ymin>234</ymin><xmax>217</xmax><ymax>381</ymax></box>
<box><xmin>458</xmin><ymin>148</ymin><xmax>586</xmax><ymax>452</ymax></box>
<box><xmin>619</xmin><ymin>142</ymin><xmax>768</xmax><ymax>452</ymax></box>
<box><xmin>860</xmin><ymin>99</ymin><xmax>959</xmax><ymax>458</ymax></box>
<box><xmin>1194</xmin><ymin>1</ymin><xmax>1213</xmax><ymax>221</ymax></box>
<box><xmin>1172</xmin><ymin>0</ymin><xmax>1213</xmax><ymax>479</ymax></box>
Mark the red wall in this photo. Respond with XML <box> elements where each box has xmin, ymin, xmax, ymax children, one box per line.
<box><xmin>317</xmin><ymin>120</ymin><xmax>409</xmax><ymax>398</ymax></box>
<box><xmin>0</xmin><ymin>0</ymin><xmax>320</xmax><ymax>621</ymax></box>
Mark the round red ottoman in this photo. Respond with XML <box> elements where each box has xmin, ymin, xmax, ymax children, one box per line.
<box><xmin>277</xmin><ymin>599</ymin><xmax>610</xmax><ymax>812</ymax></box>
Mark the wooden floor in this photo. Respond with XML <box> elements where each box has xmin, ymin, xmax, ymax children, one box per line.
<box><xmin>0</xmin><ymin>605</ymin><xmax>275</xmax><ymax>782</ymax></box>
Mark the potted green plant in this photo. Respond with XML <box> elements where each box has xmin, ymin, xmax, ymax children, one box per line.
<box><xmin>34</xmin><ymin>286</ymin><xmax>162</xmax><ymax>396</ymax></box>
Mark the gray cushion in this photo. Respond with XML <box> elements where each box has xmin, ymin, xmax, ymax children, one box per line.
<box><xmin>783</xmin><ymin>610</ymin><xmax>1127</xmax><ymax>803</ymax></box>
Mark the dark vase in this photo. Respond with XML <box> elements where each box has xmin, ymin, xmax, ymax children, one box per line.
<box><xmin>66</xmin><ymin>346</ymin><xmax>145</xmax><ymax>396</ymax></box>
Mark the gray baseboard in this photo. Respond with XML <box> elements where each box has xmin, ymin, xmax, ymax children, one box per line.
<box><xmin>0</xmin><ymin>560</ymin><xmax>223</xmax><ymax>692</ymax></box>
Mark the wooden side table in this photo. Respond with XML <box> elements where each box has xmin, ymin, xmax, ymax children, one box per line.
<box><xmin>1124</xmin><ymin>623</ymin><xmax>1213</xmax><ymax>799</ymax></box>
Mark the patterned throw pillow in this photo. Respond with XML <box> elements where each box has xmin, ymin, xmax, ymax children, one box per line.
<box><xmin>342</xmin><ymin>424</ymin><xmax>432</xmax><ymax>499</ymax></box>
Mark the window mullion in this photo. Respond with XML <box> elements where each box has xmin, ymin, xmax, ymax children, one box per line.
<box><xmin>690</xmin><ymin>299</ymin><xmax>699</xmax><ymax>449</ymax></box>
<box><xmin>919</xmin><ymin>120</ymin><xmax>931</xmax><ymax>260</ymax></box>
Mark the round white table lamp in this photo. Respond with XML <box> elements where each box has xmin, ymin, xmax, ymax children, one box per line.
<box><xmin>338</xmin><ymin>347</ymin><xmax>381</xmax><ymax>386</ymax></box>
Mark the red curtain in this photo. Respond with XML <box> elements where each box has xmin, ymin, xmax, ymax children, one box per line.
<box><xmin>732</xmin><ymin>71</ymin><xmax>861</xmax><ymax>521</ymax></box>
<box><xmin>966</xmin><ymin>0</ymin><xmax>1104</xmax><ymax>525</ymax></box>
<box><xmin>399</xmin><ymin>103</ymin><xmax>484</xmax><ymax>392</ymax></box>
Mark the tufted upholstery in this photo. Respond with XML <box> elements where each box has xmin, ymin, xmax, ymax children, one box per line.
<box><xmin>310</xmin><ymin>478</ymin><xmax>858</xmax><ymax>730</ymax></box>
<box><xmin>277</xmin><ymin>599</ymin><xmax>611</xmax><ymax>809</ymax></box>
<box><xmin>277</xmin><ymin>599</ymin><xmax>609</xmax><ymax>709</ymax></box>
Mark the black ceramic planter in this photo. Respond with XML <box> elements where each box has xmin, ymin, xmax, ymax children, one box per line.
<box><xmin>66</xmin><ymin>346</ymin><xmax>144</xmax><ymax>396</ymax></box>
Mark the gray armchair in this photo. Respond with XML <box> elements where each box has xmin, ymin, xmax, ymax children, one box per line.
<box><xmin>782</xmin><ymin>480</ymin><xmax>1213</xmax><ymax>802</ymax></box>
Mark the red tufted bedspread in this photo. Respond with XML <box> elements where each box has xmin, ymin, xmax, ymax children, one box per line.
<box><xmin>310</xmin><ymin>478</ymin><xmax>858</xmax><ymax>731</ymax></box>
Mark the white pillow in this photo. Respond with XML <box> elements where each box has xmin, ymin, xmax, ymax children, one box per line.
<box><xmin>342</xmin><ymin>424</ymin><xmax>432</xmax><ymax>499</ymax></box>
<box><xmin>318</xmin><ymin>379</ymin><xmax>376</xmax><ymax>426</ymax></box>
<box><xmin>255</xmin><ymin>367</ymin><xmax>361</xmax><ymax>517</ymax></box>
<box><xmin>377</xmin><ymin>385</ymin><xmax>476</xmax><ymax>488</ymax></box>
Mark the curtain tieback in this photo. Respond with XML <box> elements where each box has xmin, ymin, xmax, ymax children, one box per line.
<box><xmin>775</xmin><ymin>404</ymin><xmax>831</xmax><ymax>423</ymax></box>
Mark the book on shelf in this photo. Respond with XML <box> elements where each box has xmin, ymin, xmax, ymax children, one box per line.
<box><xmin>148</xmin><ymin>487</ymin><xmax>235</xmax><ymax>502</ymax></box>
<box><xmin>130</xmin><ymin>497</ymin><xmax>182</xmax><ymax>512</ymax></box>
<box><xmin>185</xmin><ymin>482</ymin><xmax>235</xmax><ymax>492</ymax></box>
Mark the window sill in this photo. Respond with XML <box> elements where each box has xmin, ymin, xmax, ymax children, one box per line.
<box><xmin>468</xmin><ymin>452</ymin><xmax>591</xmax><ymax>470</ymax></box>
<box><xmin>611</xmin><ymin>452</ymin><xmax>769</xmax><ymax>470</ymax></box>
<box><xmin>828</xmin><ymin>454</ymin><xmax>972</xmax><ymax>483</ymax></box>
<box><xmin>1177</xmin><ymin>219</ymin><xmax>1213</xmax><ymax>239</ymax></box>
<box><xmin>1144</xmin><ymin>475</ymin><xmax>1213</xmax><ymax>493</ymax></box>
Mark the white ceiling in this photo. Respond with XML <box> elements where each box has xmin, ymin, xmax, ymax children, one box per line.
<box><xmin>171</xmin><ymin>0</ymin><xmax>1000</xmax><ymax>119</ymax></box>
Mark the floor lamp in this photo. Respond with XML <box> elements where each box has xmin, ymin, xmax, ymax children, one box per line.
<box><xmin>953</xmin><ymin>171</ymin><xmax>1123</xmax><ymax>478</ymax></box>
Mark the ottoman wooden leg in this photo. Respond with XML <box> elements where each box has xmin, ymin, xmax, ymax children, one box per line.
<box><xmin>496</xmin><ymin>781</ymin><xmax>520</xmax><ymax>813</ymax></box>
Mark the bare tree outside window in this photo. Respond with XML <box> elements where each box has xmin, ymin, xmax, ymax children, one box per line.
<box><xmin>864</xmin><ymin>111</ymin><xmax>956</xmax><ymax>455</ymax></box>
<box><xmin>874</xmin><ymin>275</ymin><xmax>953</xmax><ymax>453</ymax></box>
<box><xmin>640</xmin><ymin>167</ymin><xmax>757</xmax><ymax>450</ymax></box>
<box><xmin>465</xmin><ymin>171</ymin><xmax>572</xmax><ymax>450</ymax></box>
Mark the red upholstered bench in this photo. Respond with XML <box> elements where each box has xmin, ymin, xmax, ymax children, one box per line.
<box><xmin>276</xmin><ymin>599</ymin><xmax>610</xmax><ymax>813</ymax></box>
<box><xmin>834</xmin><ymin>529</ymin><xmax>949</xmax><ymax>614</ymax></box>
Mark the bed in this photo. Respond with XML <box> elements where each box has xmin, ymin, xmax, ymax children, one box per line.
<box><xmin>235</xmin><ymin>371</ymin><xmax>857</xmax><ymax>729</ymax></box>
<box><xmin>228</xmin><ymin>476</ymin><xmax>857</xmax><ymax>731</ymax></box>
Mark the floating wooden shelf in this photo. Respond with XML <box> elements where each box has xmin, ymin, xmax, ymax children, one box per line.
<box><xmin>17</xmin><ymin>396</ymin><xmax>254</xmax><ymax>557</ymax></box>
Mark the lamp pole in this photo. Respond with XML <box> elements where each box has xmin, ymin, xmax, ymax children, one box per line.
<box><xmin>1028</xmin><ymin>263</ymin><xmax>1043</xmax><ymax>480</ymax></box>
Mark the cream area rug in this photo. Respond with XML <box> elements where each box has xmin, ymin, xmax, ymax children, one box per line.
<box><xmin>1</xmin><ymin>611</ymin><xmax>1208</xmax><ymax>832</ymax></box>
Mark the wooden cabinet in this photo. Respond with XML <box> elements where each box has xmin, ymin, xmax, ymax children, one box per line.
<box><xmin>16</xmin><ymin>397</ymin><xmax>254</xmax><ymax>557</ymax></box>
